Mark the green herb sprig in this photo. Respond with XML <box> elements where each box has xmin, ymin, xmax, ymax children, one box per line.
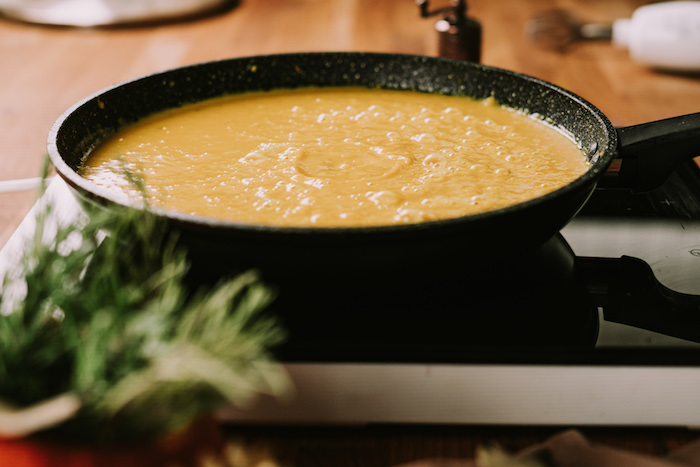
<box><xmin>0</xmin><ymin>163</ymin><xmax>289</xmax><ymax>443</ymax></box>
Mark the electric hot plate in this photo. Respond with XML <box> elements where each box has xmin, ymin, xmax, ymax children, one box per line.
<box><xmin>224</xmin><ymin>160</ymin><xmax>700</xmax><ymax>426</ymax></box>
<box><xmin>2</xmin><ymin>161</ymin><xmax>700</xmax><ymax>427</ymax></box>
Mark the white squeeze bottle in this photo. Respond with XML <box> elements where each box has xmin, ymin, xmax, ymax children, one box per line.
<box><xmin>612</xmin><ymin>1</ymin><xmax>700</xmax><ymax>72</ymax></box>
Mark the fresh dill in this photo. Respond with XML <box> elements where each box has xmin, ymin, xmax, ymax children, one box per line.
<box><xmin>0</xmin><ymin>163</ymin><xmax>289</xmax><ymax>444</ymax></box>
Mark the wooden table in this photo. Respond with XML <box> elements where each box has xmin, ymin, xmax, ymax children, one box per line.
<box><xmin>1</xmin><ymin>0</ymin><xmax>700</xmax><ymax>464</ymax></box>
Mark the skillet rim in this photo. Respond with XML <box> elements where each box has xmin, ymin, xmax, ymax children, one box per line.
<box><xmin>47</xmin><ymin>51</ymin><xmax>618</xmax><ymax>238</ymax></box>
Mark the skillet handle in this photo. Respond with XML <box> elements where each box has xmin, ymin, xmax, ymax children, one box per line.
<box><xmin>612</xmin><ymin>112</ymin><xmax>700</xmax><ymax>192</ymax></box>
<box><xmin>577</xmin><ymin>255</ymin><xmax>700</xmax><ymax>343</ymax></box>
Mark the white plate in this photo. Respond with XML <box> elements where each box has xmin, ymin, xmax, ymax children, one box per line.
<box><xmin>0</xmin><ymin>0</ymin><xmax>236</xmax><ymax>27</ymax></box>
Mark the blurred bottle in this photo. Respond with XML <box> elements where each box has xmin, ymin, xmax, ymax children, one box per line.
<box><xmin>612</xmin><ymin>1</ymin><xmax>700</xmax><ymax>72</ymax></box>
<box><xmin>417</xmin><ymin>0</ymin><xmax>482</xmax><ymax>63</ymax></box>
<box><xmin>527</xmin><ymin>1</ymin><xmax>700</xmax><ymax>73</ymax></box>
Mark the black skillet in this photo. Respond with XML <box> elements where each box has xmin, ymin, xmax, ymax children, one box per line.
<box><xmin>48</xmin><ymin>52</ymin><xmax>700</xmax><ymax>285</ymax></box>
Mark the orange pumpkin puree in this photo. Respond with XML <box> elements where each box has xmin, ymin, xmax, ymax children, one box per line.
<box><xmin>80</xmin><ymin>87</ymin><xmax>589</xmax><ymax>227</ymax></box>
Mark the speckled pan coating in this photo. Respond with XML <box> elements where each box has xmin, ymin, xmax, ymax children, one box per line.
<box><xmin>48</xmin><ymin>52</ymin><xmax>617</xmax><ymax>279</ymax></box>
<box><xmin>53</xmin><ymin>53</ymin><xmax>614</xmax><ymax>170</ymax></box>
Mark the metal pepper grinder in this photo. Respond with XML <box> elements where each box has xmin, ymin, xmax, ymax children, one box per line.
<box><xmin>417</xmin><ymin>0</ymin><xmax>482</xmax><ymax>63</ymax></box>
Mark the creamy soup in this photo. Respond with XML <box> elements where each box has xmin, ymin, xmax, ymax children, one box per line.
<box><xmin>80</xmin><ymin>87</ymin><xmax>589</xmax><ymax>227</ymax></box>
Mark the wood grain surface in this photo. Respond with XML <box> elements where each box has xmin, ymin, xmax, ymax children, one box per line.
<box><xmin>1</xmin><ymin>1</ymin><xmax>700</xmax><ymax>464</ymax></box>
